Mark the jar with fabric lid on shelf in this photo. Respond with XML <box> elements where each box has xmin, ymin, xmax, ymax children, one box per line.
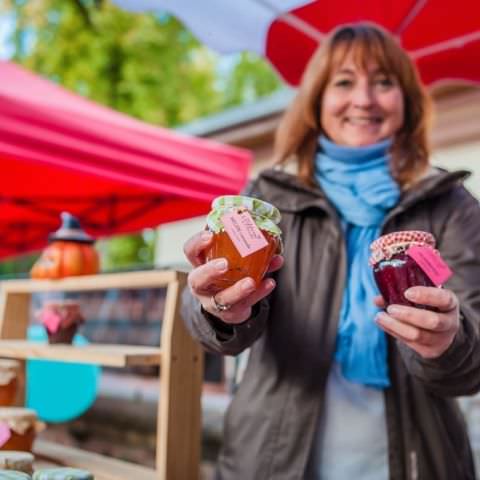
<box><xmin>0</xmin><ymin>409</ymin><xmax>39</xmax><ymax>453</ymax></box>
<box><xmin>0</xmin><ymin>451</ymin><xmax>34</xmax><ymax>475</ymax></box>
<box><xmin>0</xmin><ymin>361</ymin><xmax>21</xmax><ymax>407</ymax></box>
<box><xmin>0</xmin><ymin>471</ymin><xmax>31</xmax><ymax>479</ymax></box>
<box><xmin>32</xmin><ymin>468</ymin><xmax>93</xmax><ymax>480</ymax></box>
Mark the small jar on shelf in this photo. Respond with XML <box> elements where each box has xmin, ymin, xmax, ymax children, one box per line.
<box><xmin>0</xmin><ymin>450</ymin><xmax>34</xmax><ymax>474</ymax></box>
<box><xmin>32</xmin><ymin>468</ymin><xmax>93</xmax><ymax>480</ymax></box>
<box><xmin>0</xmin><ymin>361</ymin><xmax>21</xmax><ymax>407</ymax></box>
<box><xmin>0</xmin><ymin>408</ymin><xmax>39</xmax><ymax>453</ymax></box>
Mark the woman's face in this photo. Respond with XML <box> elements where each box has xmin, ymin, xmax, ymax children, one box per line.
<box><xmin>320</xmin><ymin>51</ymin><xmax>405</xmax><ymax>147</ymax></box>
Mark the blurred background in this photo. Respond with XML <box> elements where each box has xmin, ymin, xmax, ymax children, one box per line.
<box><xmin>1</xmin><ymin>0</ymin><xmax>480</xmax><ymax>477</ymax></box>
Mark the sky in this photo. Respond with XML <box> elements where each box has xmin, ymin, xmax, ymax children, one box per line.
<box><xmin>0</xmin><ymin>14</ymin><xmax>15</xmax><ymax>59</ymax></box>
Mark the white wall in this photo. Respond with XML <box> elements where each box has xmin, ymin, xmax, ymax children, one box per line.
<box><xmin>432</xmin><ymin>141</ymin><xmax>480</xmax><ymax>199</ymax></box>
<box><xmin>154</xmin><ymin>216</ymin><xmax>204</xmax><ymax>269</ymax></box>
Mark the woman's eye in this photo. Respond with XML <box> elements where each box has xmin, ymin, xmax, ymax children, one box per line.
<box><xmin>375</xmin><ymin>77</ymin><xmax>394</xmax><ymax>87</ymax></box>
<box><xmin>334</xmin><ymin>79</ymin><xmax>353</xmax><ymax>87</ymax></box>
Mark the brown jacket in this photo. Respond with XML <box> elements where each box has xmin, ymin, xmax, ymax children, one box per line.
<box><xmin>182</xmin><ymin>168</ymin><xmax>480</xmax><ymax>480</ymax></box>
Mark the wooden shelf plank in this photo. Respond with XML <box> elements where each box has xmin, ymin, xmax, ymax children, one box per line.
<box><xmin>0</xmin><ymin>270</ymin><xmax>181</xmax><ymax>293</ymax></box>
<box><xmin>0</xmin><ymin>341</ymin><xmax>161</xmax><ymax>367</ymax></box>
<box><xmin>34</xmin><ymin>439</ymin><xmax>159</xmax><ymax>480</ymax></box>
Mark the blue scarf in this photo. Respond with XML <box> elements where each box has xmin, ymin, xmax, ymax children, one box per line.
<box><xmin>315</xmin><ymin>136</ymin><xmax>400</xmax><ymax>388</ymax></box>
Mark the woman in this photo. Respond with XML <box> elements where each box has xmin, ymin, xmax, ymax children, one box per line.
<box><xmin>182</xmin><ymin>23</ymin><xmax>480</xmax><ymax>479</ymax></box>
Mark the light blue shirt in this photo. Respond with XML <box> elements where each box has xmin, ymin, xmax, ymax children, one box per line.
<box><xmin>305</xmin><ymin>363</ymin><xmax>389</xmax><ymax>479</ymax></box>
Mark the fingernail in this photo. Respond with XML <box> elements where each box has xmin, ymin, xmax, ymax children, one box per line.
<box><xmin>376</xmin><ymin>312</ymin><xmax>388</xmax><ymax>323</ymax></box>
<box><xmin>267</xmin><ymin>279</ymin><xmax>276</xmax><ymax>289</ymax></box>
<box><xmin>387</xmin><ymin>305</ymin><xmax>402</xmax><ymax>316</ymax></box>
<box><xmin>241</xmin><ymin>278</ymin><xmax>255</xmax><ymax>291</ymax></box>
<box><xmin>201</xmin><ymin>231</ymin><xmax>213</xmax><ymax>242</ymax></box>
<box><xmin>214</xmin><ymin>258</ymin><xmax>227</xmax><ymax>270</ymax></box>
<box><xmin>405</xmin><ymin>288</ymin><xmax>417</xmax><ymax>300</ymax></box>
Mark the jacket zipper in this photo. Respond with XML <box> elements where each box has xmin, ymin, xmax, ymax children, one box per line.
<box><xmin>410</xmin><ymin>450</ymin><xmax>418</xmax><ymax>480</ymax></box>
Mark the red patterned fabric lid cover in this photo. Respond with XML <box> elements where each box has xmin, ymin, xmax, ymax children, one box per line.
<box><xmin>370</xmin><ymin>230</ymin><xmax>436</xmax><ymax>265</ymax></box>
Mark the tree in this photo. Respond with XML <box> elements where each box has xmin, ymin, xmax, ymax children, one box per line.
<box><xmin>0</xmin><ymin>0</ymin><xmax>283</xmax><ymax>273</ymax></box>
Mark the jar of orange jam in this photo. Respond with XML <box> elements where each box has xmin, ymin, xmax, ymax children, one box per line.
<box><xmin>205</xmin><ymin>196</ymin><xmax>282</xmax><ymax>290</ymax></box>
<box><xmin>0</xmin><ymin>361</ymin><xmax>21</xmax><ymax>407</ymax></box>
<box><xmin>0</xmin><ymin>409</ymin><xmax>38</xmax><ymax>453</ymax></box>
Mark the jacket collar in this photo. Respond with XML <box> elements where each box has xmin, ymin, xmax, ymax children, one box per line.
<box><xmin>257</xmin><ymin>167</ymin><xmax>471</xmax><ymax>217</ymax></box>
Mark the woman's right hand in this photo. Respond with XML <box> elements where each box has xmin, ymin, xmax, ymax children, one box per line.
<box><xmin>183</xmin><ymin>230</ymin><xmax>283</xmax><ymax>324</ymax></box>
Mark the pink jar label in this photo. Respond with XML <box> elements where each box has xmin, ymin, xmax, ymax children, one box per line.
<box><xmin>407</xmin><ymin>245</ymin><xmax>453</xmax><ymax>286</ymax></box>
<box><xmin>0</xmin><ymin>422</ymin><xmax>11</xmax><ymax>447</ymax></box>
<box><xmin>41</xmin><ymin>308</ymin><xmax>62</xmax><ymax>334</ymax></box>
<box><xmin>221</xmin><ymin>211</ymin><xmax>268</xmax><ymax>258</ymax></box>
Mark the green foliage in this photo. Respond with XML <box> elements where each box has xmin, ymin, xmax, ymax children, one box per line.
<box><xmin>1</xmin><ymin>0</ymin><xmax>283</xmax><ymax>272</ymax></box>
<box><xmin>223</xmin><ymin>52</ymin><xmax>282</xmax><ymax>108</ymax></box>
<box><xmin>98</xmin><ymin>229</ymin><xmax>156</xmax><ymax>271</ymax></box>
<box><xmin>0</xmin><ymin>253</ymin><xmax>38</xmax><ymax>279</ymax></box>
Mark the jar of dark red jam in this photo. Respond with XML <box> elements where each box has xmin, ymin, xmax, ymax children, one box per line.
<box><xmin>41</xmin><ymin>301</ymin><xmax>84</xmax><ymax>345</ymax></box>
<box><xmin>370</xmin><ymin>231</ymin><xmax>438</xmax><ymax>308</ymax></box>
<box><xmin>205</xmin><ymin>196</ymin><xmax>282</xmax><ymax>290</ymax></box>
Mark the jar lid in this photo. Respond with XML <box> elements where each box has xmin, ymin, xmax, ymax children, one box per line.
<box><xmin>0</xmin><ymin>408</ymin><xmax>37</xmax><ymax>422</ymax></box>
<box><xmin>32</xmin><ymin>469</ymin><xmax>93</xmax><ymax>480</ymax></box>
<box><xmin>0</xmin><ymin>472</ymin><xmax>31</xmax><ymax>479</ymax></box>
<box><xmin>0</xmin><ymin>365</ymin><xmax>18</xmax><ymax>386</ymax></box>
<box><xmin>0</xmin><ymin>408</ymin><xmax>37</xmax><ymax>436</ymax></box>
<box><xmin>207</xmin><ymin>195</ymin><xmax>281</xmax><ymax>235</ymax></box>
<box><xmin>0</xmin><ymin>359</ymin><xmax>21</xmax><ymax>371</ymax></box>
<box><xmin>370</xmin><ymin>230</ymin><xmax>436</xmax><ymax>265</ymax></box>
<box><xmin>0</xmin><ymin>451</ymin><xmax>34</xmax><ymax>473</ymax></box>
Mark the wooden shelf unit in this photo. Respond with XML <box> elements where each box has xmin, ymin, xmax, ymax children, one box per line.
<box><xmin>0</xmin><ymin>270</ymin><xmax>203</xmax><ymax>480</ymax></box>
<box><xmin>0</xmin><ymin>341</ymin><xmax>162</xmax><ymax>367</ymax></box>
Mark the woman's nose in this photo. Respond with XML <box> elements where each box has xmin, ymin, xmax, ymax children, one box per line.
<box><xmin>351</xmin><ymin>84</ymin><xmax>374</xmax><ymax>108</ymax></box>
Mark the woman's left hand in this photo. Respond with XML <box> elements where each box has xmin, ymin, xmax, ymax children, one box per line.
<box><xmin>374</xmin><ymin>286</ymin><xmax>460</xmax><ymax>359</ymax></box>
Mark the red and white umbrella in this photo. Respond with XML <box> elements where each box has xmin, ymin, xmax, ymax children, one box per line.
<box><xmin>113</xmin><ymin>0</ymin><xmax>480</xmax><ymax>86</ymax></box>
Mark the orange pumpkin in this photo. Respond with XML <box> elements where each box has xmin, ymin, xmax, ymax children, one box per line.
<box><xmin>30</xmin><ymin>212</ymin><xmax>99</xmax><ymax>280</ymax></box>
<box><xmin>30</xmin><ymin>240</ymin><xmax>99</xmax><ymax>279</ymax></box>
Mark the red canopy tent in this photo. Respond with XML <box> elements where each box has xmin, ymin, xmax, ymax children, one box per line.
<box><xmin>0</xmin><ymin>61</ymin><xmax>252</xmax><ymax>259</ymax></box>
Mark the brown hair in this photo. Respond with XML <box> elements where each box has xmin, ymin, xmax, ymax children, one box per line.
<box><xmin>273</xmin><ymin>23</ymin><xmax>432</xmax><ymax>187</ymax></box>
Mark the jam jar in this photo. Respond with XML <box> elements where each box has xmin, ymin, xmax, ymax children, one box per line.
<box><xmin>0</xmin><ymin>361</ymin><xmax>21</xmax><ymax>407</ymax></box>
<box><xmin>0</xmin><ymin>408</ymin><xmax>38</xmax><ymax>453</ymax></box>
<box><xmin>0</xmin><ymin>472</ymin><xmax>31</xmax><ymax>479</ymax></box>
<box><xmin>40</xmin><ymin>301</ymin><xmax>84</xmax><ymax>345</ymax></box>
<box><xmin>0</xmin><ymin>451</ymin><xmax>34</xmax><ymax>474</ymax></box>
<box><xmin>370</xmin><ymin>231</ymin><xmax>438</xmax><ymax>308</ymax></box>
<box><xmin>205</xmin><ymin>196</ymin><xmax>282</xmax><ymax>290</ymax></box>
<box><xmin>32</xmin><ymin>469</ymin><xmax>94</xmax><ymax>480</ymax></box>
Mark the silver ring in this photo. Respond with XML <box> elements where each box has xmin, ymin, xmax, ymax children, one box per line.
<box><xmin>212</xmin><ymin>294</ymin><xmax>231</xmax><ymax>313</ymax></box>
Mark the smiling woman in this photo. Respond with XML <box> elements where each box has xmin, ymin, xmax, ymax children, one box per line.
<box><xmin>274</xmin><ymin>23</ymin><xmax>431</xmax><ymax>188</ymax></box>
<box><xmin>320</xmin><ymin>55</ymin><xmax>405</xmax><ymax>147</ymax></box>
<box><xmin>181</xmin><ymin>22</ymin><xmax>480</xmax><ymax>480</ymax></box>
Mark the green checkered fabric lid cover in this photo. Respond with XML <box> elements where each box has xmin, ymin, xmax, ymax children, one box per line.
<box><xmin>0</xmin><ymin>472</ymin><xmax>31</xmax><ymax>480</ymax></box>
<box><xmin>207</xmin><ymin>195</ymin><xmax>281</xmax><ymax>236</ymax></box>
<box><xmin>32</xmin><ymin>469</ymin><xmax>93</xmax><ymax>480</ymax></box>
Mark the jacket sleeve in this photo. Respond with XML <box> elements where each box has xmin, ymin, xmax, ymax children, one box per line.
<box><xmin>181</xmin><ymin>285</ymin><xmax>270</xmax><ymax>356</ymax></box>
<box><xmin>180</xmin><ymin>177</ymin><xmax>272</xmax><ymax>356</ymax></box>
<box><xmin>398</xmin><ymin>187</ymin><xmax>480</xmax><ymax>396</ymax></box>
